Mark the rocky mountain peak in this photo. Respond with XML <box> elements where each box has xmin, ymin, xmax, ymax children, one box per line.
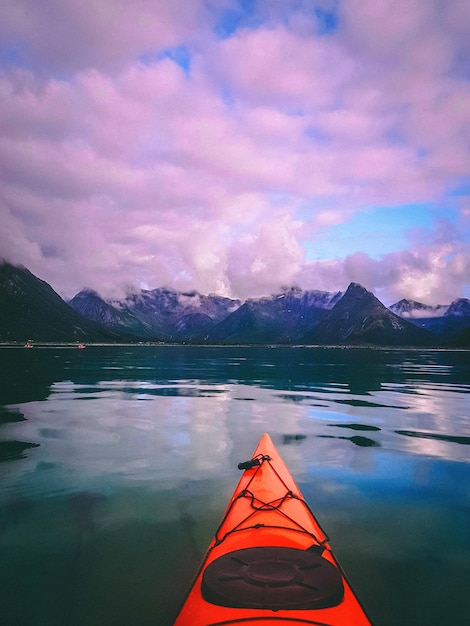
<box><xmin>333</xmin><ymin>282</ymin><xmax>382</xmax><ymax>312</ymax></box>
<box><xmin>344</xmin><ymin>282</ymin><xmax>375</xmax><ymax>298</ymax></box>
<box><xmin>446</xmin><ymin>298</ymin><xmax>470</xmax><ymax>317</ymax></box>
<box><xmin>303</xmin><ymin>282</ymin><xmax>434</xmax><ymax>346</ymax></box>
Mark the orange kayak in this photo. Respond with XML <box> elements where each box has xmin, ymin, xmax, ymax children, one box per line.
<box><xmin>174</xmin><ymin>433</ymin><xmax>372</xmax><ymax>625</ymax></box>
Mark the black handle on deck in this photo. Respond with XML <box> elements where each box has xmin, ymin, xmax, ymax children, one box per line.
<box><xmin>238</xmin><ymin>458</ymin><xmax>261</xmax><ymax>470</ymax></box>
<box><xmin>238</xmin><ymin>455</ymin><xmax>270</xmax><ymax>470</ymax></box>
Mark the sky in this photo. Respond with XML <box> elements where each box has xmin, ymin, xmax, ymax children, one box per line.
<box><xmin>1</xmin><ymin>0</ymin><xmax>469</xmax><ymax>306</ymax></box>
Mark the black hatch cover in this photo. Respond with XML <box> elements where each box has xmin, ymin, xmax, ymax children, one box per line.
<box><xmin>202</xmin><ymin>546</ymin><xmax>344</xmax><ymax>610</ymax></box>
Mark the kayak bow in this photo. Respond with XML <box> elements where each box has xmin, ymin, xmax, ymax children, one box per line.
<box><xmin>174</xmin><ymin>433</ymin><xmax>372</xmax><ymax>625</ymax></box>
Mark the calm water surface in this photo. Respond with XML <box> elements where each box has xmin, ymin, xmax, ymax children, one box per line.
<box><xmin>0</xmin><ymin>345</ymin><xmax>469</xmax><ymax>625</ymax></box>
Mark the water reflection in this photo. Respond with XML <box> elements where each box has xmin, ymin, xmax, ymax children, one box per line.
<box><xmin>69</xmin><ymin>491</ymin><xmax>107</xmax><ymax>537</ymax></box>
<box><xmin>0</xmin><ymin>408</ymin><xmax>25</xmax><ymax>424</ymax></box>
<box><xmin>283</xmin><ymin>433</ymin><xmax>307</xmax><ymax>444</ymax></box>
<box><xmin>319</xmin><ymin>434</ymin><xmax>381</xmax><ymax>447</ymax></box>
<box><xmin>1</xmin><ymin>344</ymin><xmax>467</xmax><ymax>398</ymax></box>
<box><xmin>0</xmin><ymin>440</ymin><xmax>40</xmax><ymax>462</ymax></box>
<box><xmin>395</xmin><ymin>429</ymin><xmax>470</xmax><ymax>445</ymax></box>
<box><xmin>0</xmin><ymin>348</ymin><xmax>468</xmax><ymax>477</ymax></box>
<box><xmin>333</xmin><ymin>423</ymin><xmax>382</xmax><ymax>432</ymax></box>
<box><xmin>0</xmin><ymin>346</ymin><xmax>469</xmax><ymax>626</ymax></box>
<box><xmin>0</xmin><ymin>495</ymin><xmax>34</xmax><ymax>536</ymax></box>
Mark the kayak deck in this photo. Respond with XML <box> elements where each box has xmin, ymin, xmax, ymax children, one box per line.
<box><xmin>174</xmin><ymin>433</ymin><xmax>372</xmax><ymax>625</ymax></box>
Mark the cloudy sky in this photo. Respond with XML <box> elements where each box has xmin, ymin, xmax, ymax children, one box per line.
<box><xmin>1</xmin><ymin>0</ymin><xmax>469</xmax><ymax>305</ymax></box>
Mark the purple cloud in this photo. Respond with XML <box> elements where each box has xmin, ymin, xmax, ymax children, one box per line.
<box><xmin>0</xmin><ymin>0</ymin><xmax>469</xmax><ymax>304</ymax></box>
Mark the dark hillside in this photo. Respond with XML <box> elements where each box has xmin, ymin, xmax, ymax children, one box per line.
<box><xmin>0</xmin><ymin>262</ymin><xmax>120</xmax><ymax>342</ymax></box>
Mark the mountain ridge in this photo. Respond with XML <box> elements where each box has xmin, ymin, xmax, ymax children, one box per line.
<box><xmin>389</xmin><ymin>296</ymin><xmax>470</xmax><ymax>338</ymax></box>
<box><xmin>303</xmin><ymin>283</ymin><xmax>435</xmax><ymax>346</ymax></box>
<box><xmin>202</xmin><ymin>288</ymin><xmax>342</xmax><ymax>344</ymax></box>
<box><xmin>1</xmin><ymin>261</ymin><xmax>469</xmax><ymax>346</ymax></box>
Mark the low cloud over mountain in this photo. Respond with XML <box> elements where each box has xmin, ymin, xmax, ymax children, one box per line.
<box><xmin>1</xmin><ymin>261</ymin><xmax>469</xmax><ymax>347</ymax></box>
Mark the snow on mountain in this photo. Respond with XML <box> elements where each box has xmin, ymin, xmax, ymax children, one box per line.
<box><xmin>73</xmin><ymin>286</ymin><xmax>242</xmax><ymax>341</ymax></box>
<box><xmin>446</xmin><ymin>298</ymin><xmax>470</xmax><ymax>317</ymax></box>
<box><xmin>390</xmin><ymin>297</ymin><xmax>470</xmax><ymax>339</ymax></box>
<box><xmin>204</xmin><ymin>287</ymin><xmax>343</xmax><ymax>344</ymax></box>
<box><xmin>389</xmin><ymin>299</ymin><xmax>449</xmax><ymax>318</ymax></box>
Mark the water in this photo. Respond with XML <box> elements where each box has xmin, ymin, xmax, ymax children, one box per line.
<box><xmin>0</xmin><ymin>345</ymin><xmax>469</xmax><ymax>626</ymax></box>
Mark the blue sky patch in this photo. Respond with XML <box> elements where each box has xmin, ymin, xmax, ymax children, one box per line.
<box><xmin>214</xmin><ymin>9</ymin><xmax>244</xmax><ymax>38</ymax></box>
<box><xmin>305</xmin><ymin>125</ymin><xmax>330</xmax><ymax>144</ymax></box>
<box><xmin>0</xmin><ymin>45</ymin><xmax>25</xmax><ymax>68</ymax></box>
<box><xmin>212</xmin><ymin>0</ymin><xmax>259</xmax><ymax>39</ymax></box>
<box><xmin>303</xmin><ymin>203</ymin><xmax>438</xmax><ymax>261</ymax></box>
<box><xmin>140</xmin><ymin>45</ymin><xmax>191</xmax><ymax>73</ymax></box>
<box><xmin>314</xmin><ymin>6</ymin><xmax>339</xmax><ymax>35</ymax></box>
<box><xmin>449</xmin><ymin>178</ymin><xmax>470</xmax><ymax>197</ymax></box>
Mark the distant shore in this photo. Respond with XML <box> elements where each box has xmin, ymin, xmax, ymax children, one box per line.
<box><xmin>0</xmin><ymin>342</ymin><xmax>468</xmax><ymax>351</ymax></box>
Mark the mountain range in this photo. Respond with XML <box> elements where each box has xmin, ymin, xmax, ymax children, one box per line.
<box><xmin>1</xmin><ymin>260</ymin><xmax>469</xmax><ymax>347</ymax></box>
